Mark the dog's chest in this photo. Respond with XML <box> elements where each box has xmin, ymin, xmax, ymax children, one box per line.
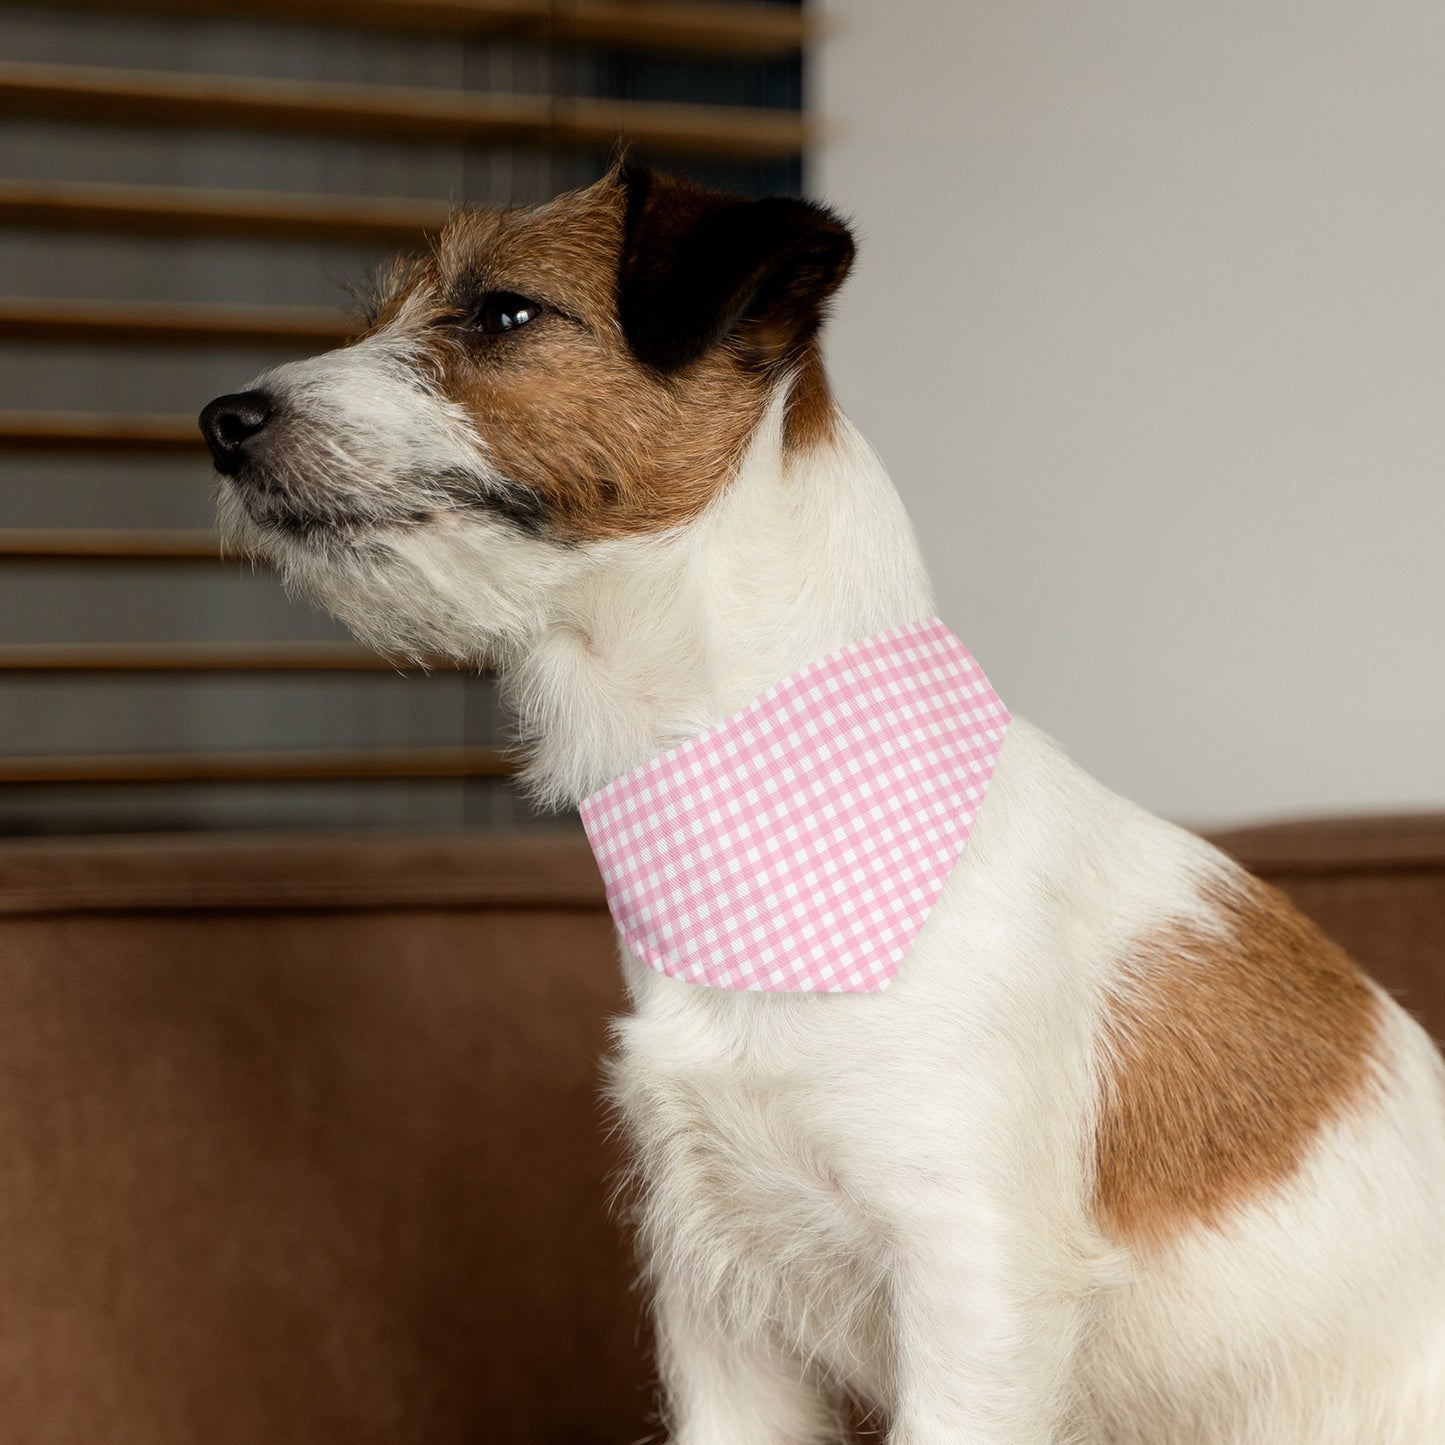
<box><xmin>612</xmin><ymin>970</ymin><xmax>893</xmax><ymax>1389</ymax></box>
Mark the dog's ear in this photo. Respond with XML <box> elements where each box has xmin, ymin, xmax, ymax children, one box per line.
<box><xmin>616</xmin><ymin>162</ymin><xmax>855</xmax><ymax>375</ymax></box>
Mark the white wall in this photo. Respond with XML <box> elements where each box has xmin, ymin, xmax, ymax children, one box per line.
<box><xmin>814</xmin><ymin>0</ymin><xmax>1445</xmax><ymax>827</ymax></box>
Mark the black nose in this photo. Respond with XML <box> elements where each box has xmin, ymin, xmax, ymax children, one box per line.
<box><xmin>199</xmin><ymin>390</ymin><xmax>273</xmax><ymax>475</ymax></box>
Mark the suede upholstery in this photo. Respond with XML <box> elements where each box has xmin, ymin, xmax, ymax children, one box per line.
<box><xmin>0</xmin><ymin>819</ymin><xmax>1440</xmax><ymax>1442</ymax></box>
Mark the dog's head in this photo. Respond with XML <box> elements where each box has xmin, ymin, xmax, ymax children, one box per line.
<box><xmin>200</xmin><ymin>162</ymin><xmax>854</xmax><ymax>662</ymax></box>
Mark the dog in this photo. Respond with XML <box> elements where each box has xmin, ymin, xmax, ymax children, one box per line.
<box><xmin>200</xmin><ymin>161</ymin><xmax>1445</xmax><ymax>1443</ymax></box>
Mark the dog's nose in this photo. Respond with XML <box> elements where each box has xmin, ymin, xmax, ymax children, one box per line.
<box><xmin>199</xmin><ymin>390</ymin><xmax>273</xmax><ymax>475</ymax></box>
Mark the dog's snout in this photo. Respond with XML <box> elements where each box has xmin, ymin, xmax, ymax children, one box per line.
<box><xmin>199</xmin><ymin>390</ymin><xmax>274</xmax><ymax>475</ymax></box>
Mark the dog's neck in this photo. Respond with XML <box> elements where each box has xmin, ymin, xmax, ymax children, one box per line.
<box><xmin>505</xmin><ymin>391</ymin><xmax>936</xmax><ymax>808</ymax></box>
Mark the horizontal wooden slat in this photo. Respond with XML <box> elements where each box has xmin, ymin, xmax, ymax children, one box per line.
<box><xmin>0</xmin><ymin>297</ymin><xmax>352</xmax><ymax>348</ymax></box>
<box><xmin>0</xmin><ymin>0</ymin><xmax>810</xmax><ymax>59</ymax></box>
<box><xmin>0</xmin><ymin>411</ymin><xmax>200</xmax><ymax>453</ymax></box>
<box><xmin>546</xmin><ymin>0</ymin><xmax>810</xmax><ymax>57</ymax></box>
<box><xmin>0</xmin><ymin>529</ymin><xmax>222</xmax><ymax>560</ymax></box>
<box><xmin>0</xmin><ymin>643</ymin><xmax>413</xmax><ymax>672</ymax></box>
<box><xmin>0</xmin><ymin>744</ymin><xmax>514</xmax><ymax>783</ymax></box>
<box><xmin>0</xmin><ymin>61</ymin><xmax>813</xmax><ymax>161</ymax></box>
<box><xmin>0</xmin><ymin>179</ymin><xmax>448</xmax><ymax>245</ymax></box>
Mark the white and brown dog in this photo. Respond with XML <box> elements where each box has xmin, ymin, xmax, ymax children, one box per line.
<box><xmin>201</xmin><ymin>163</ymin><xmax>1445</xmax><ymax>1444</ymax></box>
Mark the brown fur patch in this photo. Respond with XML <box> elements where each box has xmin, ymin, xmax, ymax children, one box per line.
<box><xmin>369</xmin><ymin>176</ymin><xmax>773</xmax><ymax>541</ymax></box>
<box><xmin>355</xmin><ymin>253</ymin><xmax>439</xmax><ymax>336</ymax></box>
<box><xmin>1094</xmin><ymin>873</ymin><xmax>1382</xmax><ymax>1246</ymax></box>
<box><xmin>360</xmin><ymin>169</ymin><xmax>855</xmax><ymax>541</ymax></box>
<box><xmin>782</xmin><ymin>343</ymin><xmax>840</xmax><ymax>454</ymax></box>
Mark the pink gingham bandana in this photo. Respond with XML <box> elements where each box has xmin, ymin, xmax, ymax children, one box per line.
<box><xmin>579</xmin><ymin>619</ymin><xmax>1010</xmax><ymax>993</ymax></box>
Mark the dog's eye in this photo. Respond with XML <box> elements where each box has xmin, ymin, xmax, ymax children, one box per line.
<box><xmin>471</xmin><ymin>291</ymin><xmax>543</xmax><ymax>335</ymax></box>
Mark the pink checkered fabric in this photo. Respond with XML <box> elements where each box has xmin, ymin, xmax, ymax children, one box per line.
<box><xmin>579</xmin><ymin>619</ymin><xmax>1010</xmax><ymax>993</ymax></box>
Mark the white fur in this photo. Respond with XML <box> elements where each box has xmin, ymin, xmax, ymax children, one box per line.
<box><xmin>221</xmin><ymin>344</ymin><xmax>1445</xmax><ymax>1444</ymax></box>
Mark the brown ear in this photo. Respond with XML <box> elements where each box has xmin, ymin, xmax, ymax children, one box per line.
<box><xmin>616</xmin><ymin>162</ymin><xmax>855</xmax><ymax>375</ymax></box>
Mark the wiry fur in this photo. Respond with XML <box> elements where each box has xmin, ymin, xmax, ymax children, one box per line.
<box><xmin>206</xmin><ymin>168</ymin><xmax>1445</xmax><ymax>1444</ymax></box>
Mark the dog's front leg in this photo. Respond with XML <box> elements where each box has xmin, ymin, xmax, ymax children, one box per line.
<box><xmin>883</xmin><ymin>1196</ymin><xmax>1088</xmax><ymax>1445</ymax></box>
<box><xmin>653</xmin><ymin>1272</ymin><xmax>843</xmax><ymax>1445</ymax></box>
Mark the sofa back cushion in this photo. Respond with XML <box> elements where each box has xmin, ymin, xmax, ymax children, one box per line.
<box><xmin>0</xmin><ymin>819</ymin><xmax>1440</xmax><ymax>1442</ymax></box>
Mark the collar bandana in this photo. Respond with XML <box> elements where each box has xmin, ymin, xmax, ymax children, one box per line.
<box><xmin>579</xmin><ymin>619</ymin><xmax>1010</xmax><ymax>993</ymax></box>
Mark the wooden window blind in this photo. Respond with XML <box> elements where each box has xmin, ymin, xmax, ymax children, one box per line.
<box><xmin>0</xmin><ymin>0</ymin><xmax>809</xmax><ymax>834</ymax></box>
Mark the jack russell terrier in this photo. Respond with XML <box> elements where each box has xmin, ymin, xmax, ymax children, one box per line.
<box><xmin>201</xmin><ymin>162</ymin><xmax>1445</xmax><ymax>1444</ymax></box>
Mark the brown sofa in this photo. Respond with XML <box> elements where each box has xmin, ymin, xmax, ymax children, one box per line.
<box><xmin>0</xmin><ymin>818</ymin><xmax>1441</xmax><ymax>1443</ymax></box>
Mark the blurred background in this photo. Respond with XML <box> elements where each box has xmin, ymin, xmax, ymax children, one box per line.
<box><xmin>820</xmin><ymin>0</ymin><xmax>1445</xmax><ymax>827</ymax></box>
<box><xmin>0</xmin><ymin>0</ymin><xmax>802</xmax><ymax>836</ymax></box>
